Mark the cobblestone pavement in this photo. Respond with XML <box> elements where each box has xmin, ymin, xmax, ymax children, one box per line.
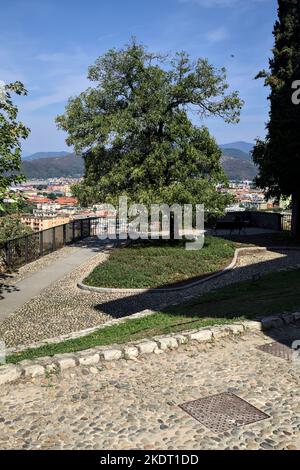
<box><xmin>2</xmin><ymin>246</ymin><xmax>300</xmax><ymax>348</ymax></box>
<box><xmin>1</xmin><ymin>326</ymin><xmax>300</xmax><ymax>450</ymax></box>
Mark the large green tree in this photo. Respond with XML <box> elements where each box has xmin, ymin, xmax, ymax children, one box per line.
<box><xmin>253</xmin><ymin>0</ymin><xmax>300</xmax><ymax>237</ymax></box>
<box><xmin>0</xmin><ymin>81</ymin><xmax>30</xmax><ymax>212</ymax></box>
<box><xmin>57</xmin><ymin>41</ymin><xmax>243</xmax><ymax>216</ymax></box>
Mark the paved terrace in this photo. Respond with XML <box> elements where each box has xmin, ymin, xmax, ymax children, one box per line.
<box><xmin>1</xmin><ymin>325</ymin><xmax>300</xmax><ymax>450</ymax></box>
<box><xmin>0</xmin><ymin>239</ymin><xmax>114</xmax><ymax>323</ymax></box>
<box><xmin>1</xmin><ymin>233</ymin><xmax>300</xmax><ymax>348</ymax></box>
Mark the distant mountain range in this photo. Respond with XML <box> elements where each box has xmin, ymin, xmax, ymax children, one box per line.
<box><xmin>23</xmin><ymin>151</ymin><xmax>72</xmax><ymax>161</ymax></box>
<box><xmin>221</xmin><ymin>148</ymin><xmax>251</xmax><ymax>161</ymax></box>
<box><xmin>21</xmin><ymin>141</ymin><xmax>257</xmax><ymax>181</ymax></box>
<box><xmin>220</xmin><ymin>141</ymin><xmax>254</xmax><ymax>154</ymax></box>
<box><xmin>22</xmin><ymin>154</ymin><xmax>84</xmax><ymax>179</ymax></box>
<box><xmin>221</xmin><ymin>153</ymin><xmax>257</xmax><ymax>181</ymax></box>
<box><xmin>220</xmin><ymin>142</ymin><xmax>257</xmax><ymax>180</ymax></box>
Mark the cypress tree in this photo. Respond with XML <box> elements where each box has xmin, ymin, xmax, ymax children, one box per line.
<box><xmin>253</xmin><ymin>0</ymin><xmax>300</xmax><ymax>237</ymax></box>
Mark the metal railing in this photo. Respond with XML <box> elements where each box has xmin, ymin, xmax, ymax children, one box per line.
<box><xmin>281</xmin><ymin>213</ymin><xmax>292</xmax><ymax>232</ymax></box>
<box><xmin>0</xmin><ymin>217</ymin><xmax>127</xmax><ymax>271</ymax></box>
<box><xmin>0</xmin><ymin>212</ymin><xmax>293</xmax><ymax>271</ymax></box>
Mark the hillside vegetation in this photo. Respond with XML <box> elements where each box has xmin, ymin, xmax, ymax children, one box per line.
<box><xmin>21</xmin><ymin>147</ymin><xmax>257</xmax><ymax>181</ymax></box>
<box><xmin>22</xmin><ymin>154</ymin><xmax>84</xmax><ymax>179</ymax></box>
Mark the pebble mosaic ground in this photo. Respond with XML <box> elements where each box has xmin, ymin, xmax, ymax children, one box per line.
<box><xmin>1</xmin><ymin>325</ymin><xmax>300</xmax><ymax>450</ymax></box>
<box><xmin>1</xmin><ymin>245</ymin><xmax>300</xmax><ymax>348</ymax></box>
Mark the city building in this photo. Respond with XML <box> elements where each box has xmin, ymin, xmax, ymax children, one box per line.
<box><xmin>36</xmin><ymin>202</ymin><xmax>61</xmax><ymax>212</ymax></box>
<box><xmin>21</xmin><ymin>213</ymin><xmax>70</xmax><ymax>232</ymax></box>
<box><xmin>25</xmin><ymin>196</ymin><xmax>52</xmax><ymax>205</ymax></box>
<box><xmin>55</xmin><ymin>197</ymin><xmax>78</xmax><ymax>207</ymax></box>
<box><xmin>220</xmin><ymin>181</ymin><xmax>280</xmax><ymax>211</ymax></box>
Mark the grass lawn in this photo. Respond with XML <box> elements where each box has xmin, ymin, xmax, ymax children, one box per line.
<box><xmin>5</xmin><ymin>267</ymin><xmax>300</xmax><ymax>365</ymax></box>
<box><xmin>84</xmin><ymin>236</ymin><xmax>237</xmax><ymax>289</ymax></box>
<box><xmin>222</xmin><ymin>231</ymin><xmax>298</xmax><ymax>248</ymax></box>
<box><xmin>165</xmin><ymin>267</ymin><xmax>300</xmax><ymax>319</ymax></box>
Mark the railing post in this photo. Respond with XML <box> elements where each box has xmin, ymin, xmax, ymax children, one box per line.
<box><xmin>5</xmin><ymin>241</ymin><xmax>11</xmax><ymax>267</ymax></box>
<box><xmin>25</xmin><ymin>236</ymin><xmax>29</xmax><ymax>264</ymax></box>
<box><xmin>72</xmin><ymin>221</ymin><xmax>75</xmax><ymax>241</ymax></box>
<box><xmin>52</xmin><ymin>227</ymin><xmax>56</xmax><ymax>251</ymax></box>
<box><xmin>39</xmin><ymin>231</ymin><xmax>44</xmax><ymax>256</ymax></box>
<box><xmin>63</xmin><ymin>224</ymin><xmax>67</xmax><ymax>245</ymax></box>
<box><xmin>80</xmin><ymin>219</ymin><xmax>83</xmax><ymax>239</ymax></box>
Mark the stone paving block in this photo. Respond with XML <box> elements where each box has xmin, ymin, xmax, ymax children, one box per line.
<box><xmin>155</xmin><ymin>336</ymin><xmax>178</xmax><ymax>351</ymax></box>
<box><xmin>45</xmin><ymin>363</ymin><xmax>59</xmax><ymax>374</ymax></box>
<box><xmin>32</xmin><ymin>356</ymin><xmax>53</xmax><ymax>367</ymax></box>
<box><xmin>21</xmin><ymin>363</ymin><xmax>45</xmax><ymax>378</ymax></box>
<box><xmin>134</xmin><ymin>309</ymin><xmax>156</xmax><ymax>318</ymax></box>
<box><xmin>173</xmin><ymin>334</ymin><xmax>189</xmax><ymax>345</ymax></box>
<box><xmin>123</xmin><ymin>346</ymin><xmax>139</xmax><ymax>360</ymax></box>
<box><xmin>100</xmin><ymin>348</ymin><xmax>123</xmax><ymax>362</ymax></box>
<box><xmin>135</xmin><ymin>341</ymin><xmax>158</xmax><ymax>355</ymax></box>
<box><xmin>212</xmin><ymin>326</ymin><xmax>230</xmax><ymax>340</ymax></box>
<box><xmin>187</xmin><ymin>329</ymin><xmax>213</xmax><ymax>343</ymax></box>
<box><xmin>56</xmin><ymin>357</ymin><xmax>77</xmax><ymax>371</ymax></box>
<box><xmin>0</xmin><ymin>364</ymin><xmax>21</xmax><ymax>385</ymax></box>
<box><xmin>153</xmin><ymin>349</ymin><xmax>165</xmax><ymax>355</ymax></box>
<box><xmin>78</xmin><ymin>351</ymin><xmax>100</xmax><ymax>366</ymax></box>
<box><xmin>242</xmin><ymin>321</ymin><xmax>263</xmax><ymax>331</ymax></box>
<box><xmin>228</xmin><ymin>324</ymin><xmax>245</xmax><ymax>335</ymax></box>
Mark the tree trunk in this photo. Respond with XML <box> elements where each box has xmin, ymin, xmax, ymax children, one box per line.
<box><xmin>292</xmin><ymin>191</ymin><xmax>300</xmax><ymax>239</ymax></box>
<box><xmin>170</xmin><ymin>212</ymin><xmax>175</xmax><ymax>243</ymax></box>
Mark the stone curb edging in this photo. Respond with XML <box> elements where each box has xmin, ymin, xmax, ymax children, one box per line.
<box><xmin>1</xmin><ymin>311</ymin><xmax>300</xmax><ymax>386</ymax></box>
<box><xmin>77</xmin><ymin>247</ymin><xmax>268</xmax><ymax>294</ymax></box>
<box><xmin>6</xmin><ymin>309</ymin><xmax>157</xmax><ymax>355</ymax></box>
<box><xmin>6</xmin><ymin>245</ymin><xmax>300</xmax><ymax>355</ymax></box>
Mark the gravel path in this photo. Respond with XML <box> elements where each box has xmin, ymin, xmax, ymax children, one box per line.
<box><xmin>1</xmin><ymin>245</ymin><xmax>81</xmax><ymax>286</ymax></box>
<box><xmin>0</xmin><ymin>246</ymin><xmax>80</xmax><ymax>304</ymax></box>
<box><xmin>1</xmin><ymin>326</ymin><xmax>300</xmax><ymax>450</ymax></box>
<box><xmin>1</xmin><ymin>247</ymin><xmax>300</xmax><ymax>348</ymax></box>
<box><xmin>0</xmin><ymin>246</ymin><xmax>300</xmax><ymax>347</ymax></box>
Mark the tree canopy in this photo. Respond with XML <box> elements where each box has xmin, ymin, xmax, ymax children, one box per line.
<box><xmin>252</xmin><ymin>0</ymin><xmax>300</xmax><ymax>235</ymax></box>
<box><xmin>0</xmin><ymin>81</ymin><xmax>30</xmax><ymax>212</ymax></box>
<box><xmin>0</xmin><ymin>214</ymin><xmax>33</xmax><ymax>244</ymax></box>
<box><xmin>57</xmin><ymin>40</ymin><xmax>243</xmax><ymax>215</ymax></box>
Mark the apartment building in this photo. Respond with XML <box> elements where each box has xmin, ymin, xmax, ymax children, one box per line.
<box><xmin>55</xmin><ymin>197</ymin><xmax>78</xmax><ymax>207</ymax></box>
<box><xmin>21</xmin><ymin>213</ymin><xmax>70</xmax><ymax>232</ymax></box>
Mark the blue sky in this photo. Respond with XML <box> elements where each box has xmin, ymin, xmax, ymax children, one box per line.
<box><xmin>0</xmin><ymin>0</ymin><xmax>277</xmax><ymax>155</ymax></box>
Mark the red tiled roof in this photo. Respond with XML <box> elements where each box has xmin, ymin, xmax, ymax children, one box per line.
<box><xmin>27</xmin><ymin>196</ymin><xmax>52</xmax><ymax>203</ymax></box>
<box><xmin>56</xmin><ymin>197</ymin><xmax>78</xmax><ymax>205</ymax></box>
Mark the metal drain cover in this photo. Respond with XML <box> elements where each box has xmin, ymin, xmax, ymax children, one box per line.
<box><xmin>179</xmin><ymin>393</ymin><xmax>269</xmax><ymax>433</ymax></box>
<box><xmin>257</xmin><ymin>342</ymin><xmax>293</xmax><ymax>361</ymax></box>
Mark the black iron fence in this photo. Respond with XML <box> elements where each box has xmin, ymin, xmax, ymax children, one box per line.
<box><xmin>0</xmin><ymin>211</ymin><xmax>293</xmax><ymax>272</ymax></box>
<box><xmin>281</xmin><ymin>213</ymin><xmax>292</xmax><ymax>232</ymax></box>
<box><xmin>0</xmin><ymin>217</ymin><xmax>128</xmax><ymax>271</ymax></box>
<box><xmin>219</xmin><ymin>211</ymin><xmax>293</xmax><ymax>233</ymax></box>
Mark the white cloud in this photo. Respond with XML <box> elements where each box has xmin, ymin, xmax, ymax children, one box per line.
<box><xmin>23</xmin><ymin>74</ymin><xmax>89</xmax><ymax>111</ymax></box>
<box><xmin>36</xmin><ymin>52</ymin><xmax>73</xmax><ymax>63</ymax></box>
<box><xmin>204</xmin><ymin>27</ymin><xmax>228</xmax><ymax>44</ymax></box>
